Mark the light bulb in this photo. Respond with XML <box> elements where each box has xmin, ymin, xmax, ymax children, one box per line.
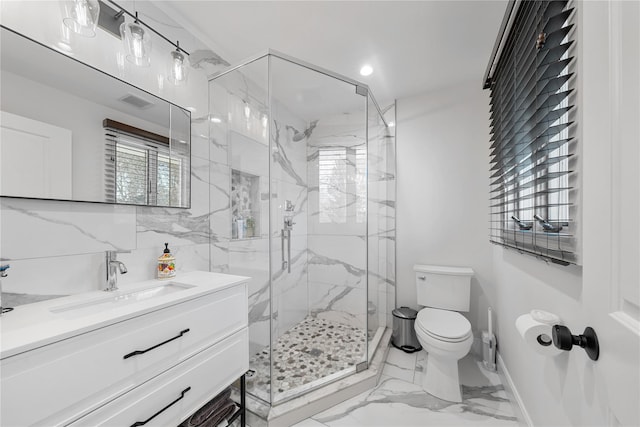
<box><xmin>75</xmin><ymin>1</ymin><xmax>89</xmax><ymax>26</ymax></box>
<box><xmin>130</xmin><ymin>25</ymin><xmax>145</xmax><ymax>58</ymax></box>
<box><xmin>120</xmin><ymin>17</ymin><xmax>151</xmax><ymax>67</ymax></box>
<box><xmin>244</xmin><ymin>102</ymin><xmax>251</xmax><ymax>119</ymax></box>
<box><xmin>262</xmin><ymin>114</ymin><xmax>268</xmax><ymax>128</ymax></box>
<box><xmin>167</xmin><ymin>48</ymin><xmax>189</xmax><ymax>85</ymax></box>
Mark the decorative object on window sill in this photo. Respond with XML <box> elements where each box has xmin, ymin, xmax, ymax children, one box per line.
<box><xmin>511</xmin><ymin>215</ymin><xmax>533</xmax><ymax>231</ymax></box>
<box><xmin>61</xmin><ymin>0</ymin><xmax>100</xmax><ymax>37</ymax></box>
<box><xmin>536</xmin><ymin>31</ymin><xmax>546</xmax><ymax>50</ymax></box>
<box><xmin>534</xmin><ymin>214</ymin><xmax>563</xmax><ymax>233</ymax></box>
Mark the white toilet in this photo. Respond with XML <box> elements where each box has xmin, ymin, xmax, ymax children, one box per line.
<box><xmin>413</xmin><ymin>264</ymin><xmax>474</xmax><ymax>403</ymax></box>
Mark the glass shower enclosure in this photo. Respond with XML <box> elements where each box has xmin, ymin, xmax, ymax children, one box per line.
<box><xmin>209</xmin><ymin>50</ymin><xmax>396</xmax><ymax>409</ymax></box>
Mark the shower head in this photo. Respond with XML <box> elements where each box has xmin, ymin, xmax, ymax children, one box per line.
<box><xmin>290</xmin><ymin>120</ymin><xmax>318</xmax><ymax>142</ymax></box>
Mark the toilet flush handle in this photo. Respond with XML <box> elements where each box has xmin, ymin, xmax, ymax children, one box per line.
<box><xmin>418</xmin><ymin>276</ymin><xmax>426</xmax><ymax>280</ymax></box>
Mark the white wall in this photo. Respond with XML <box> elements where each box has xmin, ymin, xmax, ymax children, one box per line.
<box><xmin>396</xmin><ymin>80</ymin><xmax>495</xmax><ymax>337</ymax></box>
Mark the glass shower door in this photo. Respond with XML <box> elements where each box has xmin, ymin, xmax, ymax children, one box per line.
<box><xmin>269</xmin><ymin>54</ymin><xmax>369</xmax><ymax>404</ymax></box>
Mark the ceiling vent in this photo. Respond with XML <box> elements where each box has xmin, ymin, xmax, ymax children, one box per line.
<box><xmin>118</xmin><ymin>93</ymin><xmax>154</xmax><ymax>109</ymax></box>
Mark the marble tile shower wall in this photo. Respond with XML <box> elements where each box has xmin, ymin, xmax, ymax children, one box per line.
<box><xmin>0</xmin><ymin>2</ymin><xmax>227</xmax><ymax>297</ymax></box>
<box><xmin>307</xmin><ymin>113</ymin><xmax>368</xmax><ymax>330</ymax></box>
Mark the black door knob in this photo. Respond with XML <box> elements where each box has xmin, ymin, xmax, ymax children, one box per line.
<box><xmin>552</xmin><ymin>325</ymin><xmax>599</xmax><ymax>361</ymax></box>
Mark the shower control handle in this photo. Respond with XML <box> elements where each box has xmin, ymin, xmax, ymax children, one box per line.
<box><xmin>418</xmin><ymin>276</ymin><xmax>426</xmax><ymax>280</ymax></box>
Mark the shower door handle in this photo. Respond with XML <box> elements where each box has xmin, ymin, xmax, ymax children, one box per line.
<box><xmin>281</xmin><ymin>229</ymin><xmax>288</xmax><ymax>271</ymax></box>
<box><xmin>281</xmin><ymin>228</ymin><xmax>292</xmax><ymax>273</ymax></box>
<box><xmin>286</xmin><ymin>228</ymin><xmax>291</xmax><ymax>273</ymax></box>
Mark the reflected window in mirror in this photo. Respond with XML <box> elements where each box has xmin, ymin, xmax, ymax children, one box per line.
<box><xmin>104</xmin><ymin>119</ymin><xmax>188</xmax><ymax>207</ymax></box>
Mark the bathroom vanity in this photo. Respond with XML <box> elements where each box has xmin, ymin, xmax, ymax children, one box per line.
<box><xmin>0</xmin><ymin>271</ymin><xmax>249</xmax><ymax>426</ymax></box>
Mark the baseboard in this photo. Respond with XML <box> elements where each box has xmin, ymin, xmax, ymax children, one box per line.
<box><xmin>497</xmin><ymin>352</ymin><xmax>534</xmax><ymax>427</ymax></box>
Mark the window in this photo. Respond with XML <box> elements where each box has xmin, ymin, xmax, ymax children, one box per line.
<box><xmin>484</xmin><ymin>0</ymin><xmax>577</xmax><ymax>265</ymax></box>
<box><xmin>318</xmin><ymin>146</ymin><xmax>366</xmax><ymax>224</ymax></box>
<box><xmin>104</xmin><ymin>120</ymin><xmax>183</xmax><ymax>206</ymax></box>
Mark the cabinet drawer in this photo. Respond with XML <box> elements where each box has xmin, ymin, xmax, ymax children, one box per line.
<box><xmin>70</xmin><ymin>328</ymin><xmax>249</xmax><ymax>427</ymax></box>
<box><xmin>1</xmin><ymin>284</ymin><xmax>247</xmax><ymax>427</ymax></box>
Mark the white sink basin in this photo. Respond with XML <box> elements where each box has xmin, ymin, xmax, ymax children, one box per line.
<box><xmin>50</xmin><ymin>282</ymin><xmax>194</xmax><ymax>318</ymax></box>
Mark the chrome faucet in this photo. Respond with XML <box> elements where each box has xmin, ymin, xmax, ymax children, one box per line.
<box><xmin>106</xmin><ymin>251</ymin><xmax>127</xmax><ymax>292</ymax></box>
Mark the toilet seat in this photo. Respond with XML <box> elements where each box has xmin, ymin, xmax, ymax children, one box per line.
<box><xmin>416</xmin><ymin>308</ymin><xmax>472</xmax><ymax>343</ymax></box>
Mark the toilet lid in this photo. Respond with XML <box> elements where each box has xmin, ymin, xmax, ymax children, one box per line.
<box><xmin>416</xmin><ymin>308</ymin><xmax>472</xmax><ymax>341</ymax></box>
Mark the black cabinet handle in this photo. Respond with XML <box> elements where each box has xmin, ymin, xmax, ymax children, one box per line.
<box><xmin>123</xmin><ymin>329</ymin><xmax>190</xmax><ymax>360</ymax></box>
<box><xmin>130</xmin><ymin>386</ymin><xmax>191</xmax><ymax>427</ymax></box>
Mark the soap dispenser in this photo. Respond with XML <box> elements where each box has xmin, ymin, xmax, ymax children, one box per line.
<box><xmin>157</xmin><ymin>243</ymin><xmax>176</xmax><ymax>279</ymax></box>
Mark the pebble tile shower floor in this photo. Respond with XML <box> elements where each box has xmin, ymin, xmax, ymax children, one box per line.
<box><xmin>247</xmin><ymin>317</ymin><xmax>366</xmax><ymax>402</ymax></box>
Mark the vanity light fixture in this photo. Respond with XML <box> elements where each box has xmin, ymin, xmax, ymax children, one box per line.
<box><xmin>167</xmin><ymin>41</ymin><xmax>189</xmax><ymax>85</ymax></box>
<box><xmin>120</xmin><ymin>11</ymin><xmax>151</xmax><ymax>67</ymax></box>
<box><xmin>64</xmin><ymin>0</ymin><xmax>193</xmax><ymax>84</ymax></box>
<box><xmin>61</xmin><ymin>0</ymin><xmax>100</xmax><ymax>37</ymax></box>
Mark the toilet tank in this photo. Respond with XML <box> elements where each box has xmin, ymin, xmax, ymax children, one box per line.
<box><xmin>414</xmin><ymin>264</ymin><xmax>474</xmax><ymax>312</ymax></box>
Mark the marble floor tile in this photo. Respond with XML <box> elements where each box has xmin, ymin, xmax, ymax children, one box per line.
<box><xmin>381</xmin><ymin>347</ymin><xmax>417</xmax><ymax>383</ymax></box>
<box><xmin>291</xmin><ymin>348</ymin><xmax>522</xmax><ymax>427</ymax></box>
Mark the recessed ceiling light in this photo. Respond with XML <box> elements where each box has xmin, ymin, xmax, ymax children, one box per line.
<box><xmin>360</xmin><ymin>64</ymin><xmax>373</xmax><ymax>76</ymax></box>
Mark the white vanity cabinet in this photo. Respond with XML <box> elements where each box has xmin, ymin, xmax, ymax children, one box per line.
<box><xmin>0</xmin><ymin>272</ymin><xmax>249</xmax><ymax>427</ymax></box>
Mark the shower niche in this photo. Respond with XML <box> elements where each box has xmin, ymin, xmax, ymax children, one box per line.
<box><xmin>209</xmin><ymin>51</ymin><xmax>396</xmax><ymax>423</ymax></box>
<box><xmin>231</xmin><ymin>169</ymin><xmax>260</xmax><ymax>240</ymax></box>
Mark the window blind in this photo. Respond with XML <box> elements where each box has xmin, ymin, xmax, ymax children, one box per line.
<box><xmin>104</xmin><ymin>120</ymin><xmax>182</xmax><ymax>206</ymax></box>
<box><xmin>485</xmin><ymin>0</ymin><xmax>578</xmax><ymax>265</ymax></box>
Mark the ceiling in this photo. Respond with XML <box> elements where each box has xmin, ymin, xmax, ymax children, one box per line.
<box><xmin>158</xmin><ymin>1</ymin><xmax>508</xmax><ymax>106</ymax></box>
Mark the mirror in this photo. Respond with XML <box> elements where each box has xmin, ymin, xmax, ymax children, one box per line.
<box><xmin>0</xmin><ymin>26</ymin><xmax>191</xmax><ymax>208</ymax></box>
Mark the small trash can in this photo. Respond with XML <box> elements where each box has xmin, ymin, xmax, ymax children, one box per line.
<box><xmin>392</xmin><ymin>307</ymin><xmax>422</xmax><ymax>353</ymax></box>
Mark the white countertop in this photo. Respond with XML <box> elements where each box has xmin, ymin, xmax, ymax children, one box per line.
<box><xmin>0</xmin><ymin>271</ymin><xmax>249</xmax><ymax>359</ymax></box>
